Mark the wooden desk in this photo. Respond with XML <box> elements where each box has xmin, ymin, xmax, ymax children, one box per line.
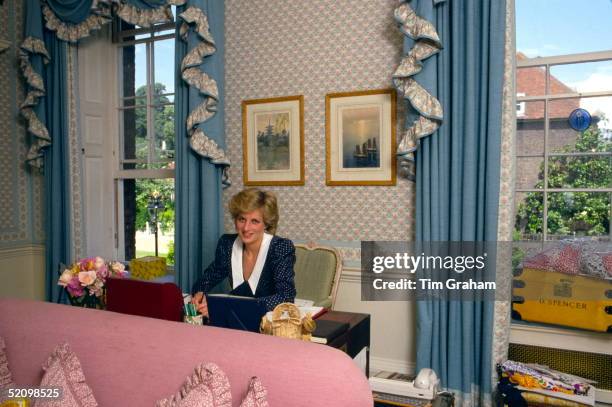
<box><xmin>317</xmin><ymin>310</ymin><xmax>371</xmax><ymax>375</ymax></box>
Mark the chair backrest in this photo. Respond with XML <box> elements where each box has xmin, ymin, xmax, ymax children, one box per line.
<box><xmin>106</xmin><ymin>277</ymin><xmax>184</xmax><ymax>322</ymax></box>
<box><xmin>293</xmin><ymin>243</ymin><xmax>342</xmax><ymax>309</ymax></box>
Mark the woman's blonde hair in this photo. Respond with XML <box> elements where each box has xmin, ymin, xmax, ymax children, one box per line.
<box><xmin>229</xmin><ymin>188</ymin><xmax>279</xmax><ymax>234</ymax></box>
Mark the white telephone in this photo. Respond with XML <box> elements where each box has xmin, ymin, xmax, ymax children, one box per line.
<box><xmin>412</xmin><ymin>368</ymin><xmax>440</xmax><ymax>399</ymax></box>
<box><xmin>369</xmin><ymin>368</ymin><xmax>440</xmax><ymax>400</ymax></box>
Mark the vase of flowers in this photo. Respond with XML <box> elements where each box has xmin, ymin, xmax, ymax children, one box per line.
<box><xmin>58</xmin><ymin>257</ymin><xmax>128</xmax><ymax>309</ymax></box>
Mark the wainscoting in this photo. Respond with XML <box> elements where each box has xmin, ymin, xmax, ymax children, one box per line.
<box><xmin>334</xmin><ymin>267</ymin><xmax>416</xmax><ymax>375</ymax></box>
<box><xmin>0</xmin><ymin>245</ymin><xmax>45</xmax><ymax>300</ymax></box>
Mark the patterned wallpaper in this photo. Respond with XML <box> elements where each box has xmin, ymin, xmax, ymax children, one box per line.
<box><xmin>223</xmin><ymin>0</ymin><xmax>415</xmax><ymax>263</ymax></box>
<box><xmin>0</xmin><ymin>0</ymin><xmax>45</xmax><ymax>247</ymax></box>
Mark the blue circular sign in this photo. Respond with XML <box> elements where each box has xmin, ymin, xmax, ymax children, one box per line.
<box><xmin>568</xmin><ymin>108</ymin><xmax>591</xmax><ymax>132</ymax></box>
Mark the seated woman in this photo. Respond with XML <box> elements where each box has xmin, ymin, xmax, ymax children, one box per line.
<box><xmin>191</xmin><ymin>188</ymin><xmax>296</xmax><ymax>316</ymax></box>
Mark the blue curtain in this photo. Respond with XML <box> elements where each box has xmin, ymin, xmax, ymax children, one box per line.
<box><xmin>125</xmin><ymin>0</ymin><xmax>167</xmax><ymax>10</ymax></box>
<box><xmin>43</xmin><ymin>31</ymin><xmax>71</xmax><ymax>303</ymax></box>
<box><xmin>23</xmin><ymin>0</ymin><xmax>72</xmax><ymax>302</ymax></box>
<box><xmin>174</xmin><ymin>0</ymin><xmax>226</xmax><ymax>293</ymax></box>
<box><xmin>44</xmin><ymin>0</ymin><xmax>93</xmax><ymax>24</ymax></box>
<box><xmin>413</xmin><ymin>0</ymin><xmax>506</xmax><ymax>403</ymax></box>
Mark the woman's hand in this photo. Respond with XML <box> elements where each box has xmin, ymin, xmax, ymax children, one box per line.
<box><xmin>191</xmin><ymin>291</ymin><xmax>209</xmax><ymax>317</ymax></box>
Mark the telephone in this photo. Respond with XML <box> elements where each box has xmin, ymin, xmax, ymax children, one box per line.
<box><xmin>369</xmin><ymin>368</ymin><xmax>440</xmax><ymax>400</ymax></box>
<box><xmin>412</xmin><ymin>368</ymin><xmax>440</xmax><ymax>399</ymax></box>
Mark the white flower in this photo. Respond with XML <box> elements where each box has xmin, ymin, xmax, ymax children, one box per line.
<box><xmin>58</xmin><ymin>269</ymin><xmax>73</xmax><ymax>287</ymax></box>
<box><xmin>110</xmin><ymin>261</ymin><xmax>126</xmax><ymax>274</ymax></box>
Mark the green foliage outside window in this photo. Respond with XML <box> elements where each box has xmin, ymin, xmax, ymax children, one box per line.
<box><xmin>132</xmin><ymin>83</ymin><xmax>176</xmax><ymax>262</ymax></box>
<box><xmin>134</xmin><ymin>83</ymin><xmax>175</xmax><ymax>162</ymax></box>
<box><xmin>515</xmin><ymin>123</ymin><xmax>612</xmax><ymax>239</ymax></box>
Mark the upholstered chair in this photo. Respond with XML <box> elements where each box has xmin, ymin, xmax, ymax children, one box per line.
<box><xmin>293</xmin><ymin>243</ymin><xmax>342</xmax><ymax>308</ymax></box>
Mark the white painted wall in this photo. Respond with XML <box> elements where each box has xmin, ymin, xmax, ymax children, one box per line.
<box><xmin>335</xmin><ymin>268</ymin><xmax>416</xmax><ymax>374</ymax></box>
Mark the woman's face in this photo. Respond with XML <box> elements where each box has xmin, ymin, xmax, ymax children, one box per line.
<box><xmin>235</xmin><ymin>208</ymin><xmax>266</xmax><ymax>247</ymax></box>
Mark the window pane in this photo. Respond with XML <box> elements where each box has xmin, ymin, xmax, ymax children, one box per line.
<box><xmin>153</xmin><ymin>94</ymin><xmax>174</xmax><ymax>105</ymax></box>
<box><xmin>122</xmin><ymin>43</ymin><xmax>147</xmax><ymax>98</ymax></box>
<box><xmin>120</xmin><ymin>96</ymin><xmax>146</xmax><ymax>108</ymax></box>
<box><xmin>516</xmin><ymin>0</ymin><xmax>612</xmax><ymax>57</ymax></box>
<box><xmin>517</xmin><ymin>101</ymin><xmax>545</xmax><ymax>154</ymax></box>
<box><xmin>548</xmin><ymin>97</ymin><xmax>612</xmax><ymax>153</ymax></box>
<box><xmin>514</xmin><ymin>192</ymin><xmax>544</xmax><ymax>241</ymax></box>
<box><xmin>154</xmin><ymin>38</ymin><xmax>175</xmax><ymax>94</ymax></box>
<box><xmin>122</xmin><ymin>178</ymin><xmax>175</xmax><ymax>265</ymax></box>
<box><xmin>516</xmin><ymin>157</ymin><xmax>544</xmax><ymax>189</ymax></box>
<box><xmin>547</xmin><ymin>192</ymin><xmax>611</xmax><ymax>240</ymax></box>
<box><xmin>121</xmin><ymin>106</ymin><xmax>148</xmax><ymax>165</ymax></box>
<box><xmin>550</xmin><ymin>60</ymin><xmax>612</xmax><ymax>95</ymax></box>
<box><xmin>153</xmin><ymin>104</ymin><xmax>175</xmax><ymax>161</ymax></box>
<box><xmin>548</xmin><ymin>155</ymin><xmax>612</xmax><ymax>189</ymax></box>
<box><xmin>516</xmin><ymin>66</ymin><xmax>546</xmax><ymax>97</ymax></box>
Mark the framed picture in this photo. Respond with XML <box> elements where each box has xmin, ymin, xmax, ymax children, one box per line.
<box><xmin>242</xmin><ymin>95</ymin><xmax>304</xmax><ymax>186</ymax></box>
<box><xmin>326</xmin><ymin>89</ymin><xmax>396</xmax><ymax>186</ymax></box>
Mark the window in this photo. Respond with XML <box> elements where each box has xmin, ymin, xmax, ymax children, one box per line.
<box><xmin>514</xmin><ymin>1</ymin><xmax>612</xmax><ymax>243</ymax></box>
<box><xmin>516</xmin><ymin>92</ymin><xmax>526</xmax><ymax>117</ymax></box>
<box><xmin>115</xmin><ymin>16</ymin><xmax>176</xmax><ymax>265</ymax></box>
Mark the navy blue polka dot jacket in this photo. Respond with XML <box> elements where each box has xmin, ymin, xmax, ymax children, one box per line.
<box><xmin>191</xmin><ymin>234</ymin><xmax>297</xmax><ymax>311</ymax></box>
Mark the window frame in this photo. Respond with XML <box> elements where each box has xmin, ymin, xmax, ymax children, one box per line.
<box><xmin>515</xmin><ymin>50</ymin><xmax>612</xmax><ymax>241</ymax></box>
<box><xmin>113</xmin><ymin>19</ymin><xmax>177</xmax><ymax>264</ymax></box>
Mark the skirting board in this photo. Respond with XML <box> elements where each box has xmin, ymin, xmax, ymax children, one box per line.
<box><xmin>595</xmin><ymin>388</ymin><xmax>612</xmax><ymax>405</ymax></box>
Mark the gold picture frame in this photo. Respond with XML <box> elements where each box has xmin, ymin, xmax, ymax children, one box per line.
<box><xmin>326</xmin><ymin>89</ymin><xmax>397</xmax><ymax>186</ymax></box>
<box><xmin>242</xmin><ymin>95</ymin><xmax>305</xmax><ymax>186</ymax></box>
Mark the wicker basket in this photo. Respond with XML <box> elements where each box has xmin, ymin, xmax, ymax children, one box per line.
<box><xmin>260</xmin><ymin>302</ymin><xmax>315</xmax><ymax>341</ymax></box>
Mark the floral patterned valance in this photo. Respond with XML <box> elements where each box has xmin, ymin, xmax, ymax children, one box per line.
<box><xmin>178</xmin><ymin>6</ymin><xmax>231</xmax><ymax>186</ymax></box>
<box><xmin>393</xmin><ymin>0</ymin><xmax>444</xmax><ymax>163</ymax></box>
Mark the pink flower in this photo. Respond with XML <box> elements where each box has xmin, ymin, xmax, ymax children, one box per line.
<box><xmin>78</xmin><ymin>270</ymin><xmax>97</xmax><ymax>286</ymax></box>
<box><xmin>58</xmin><ymin>269</ymin><xmax>74</xmax><ymax>287</ymax></box>
<box><xmin>96</xmin><ymin>264</ymin><xmax>109</xmax><ymax>279</ymax></box>
<box><xmin>94</xmin><ymin>256</ymin><xmax>106</xmax><ymax>270</ymax></box>
<box><xmin>66</xmin><ymin>278</ymin><xmax>84</xmax><ymax>297</ymax></box>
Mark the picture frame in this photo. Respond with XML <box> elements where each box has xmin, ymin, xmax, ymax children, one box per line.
<box><xmin>242</xmin><ymin>95</ymin><xmax>304</xmax><ymax>186</ymax></box>
<box><xmin>326</xmin><ymin>89</ymin><xmax>397</xmax><ymax>186</ymax></box>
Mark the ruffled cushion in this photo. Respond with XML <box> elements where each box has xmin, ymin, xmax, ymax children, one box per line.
<box><xmin>156</xmin><ymin>362</ymin><xmax>231</xmax><ymax>407</ymax></box>
<box><xmin>240</xmin><ymin>377</ymin><xmax>268</xmax><ymax>407</ymax></box>
<box><xmin>157</xmin><ymin>363</ymin><xmax>269</xmax><ymax>407</ymax></box>
<box><xmin>32</xmin><ymin>343</ymin><xmax>98</xmax><ymax>407</ymax></box>
<box><xmin>0</xmin><ymin>336</ymin><xmax>15</xmax><ymax>401</ymax></box>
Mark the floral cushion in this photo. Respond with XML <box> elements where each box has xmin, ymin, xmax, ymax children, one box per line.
<box><xmin>157</xmin><ymin>363</ymin><xmax>268</xmax><ymax>407</ymax></box>
<box><xmin>0</xmin><ymin>336</ymin><xmax>15</xmax><ymax>401</ymax></box>
<box><xmin>240</xmin><ymin>377</ymin><xmax>268</xmax><ymax>407</ymax></box>
<box><xmin>0</xmin><ymin>340</ymin><xmax>97</xmax><ymax>407</ymax></box>
<box><xmin>32</xmin><ymin>343</ymin><xmax>98</xmax><ymax>407</ymax></box>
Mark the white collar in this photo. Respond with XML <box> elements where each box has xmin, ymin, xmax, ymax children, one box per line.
<box><xmin>231</xmin><ymin>233</ymin><xmax>273</xmax><ymax>293</ymax></box>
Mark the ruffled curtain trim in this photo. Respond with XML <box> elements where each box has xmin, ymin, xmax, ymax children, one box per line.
<box><xmin>392</xmin><ymin>1</ymin><xmax>443</xmax><ymax>163</ymax></box>
<box><xmin>179</xmin><ymin>7</ymin><xmax>231</xmax><ymax>186</ymax></box>
<box><xmin>20</xmin><ymin>36</ymin><xmax>51</xmax><ymax>168</ymax></box>
<box><xmin>115</xmin><ymin>0</ymin><xmax>186</xmax><ymax>28</ymax></box>
<box><xmin>42</xmin><ymin>3</ymin><xmax>111</xmax><ymax>43</ymax></box>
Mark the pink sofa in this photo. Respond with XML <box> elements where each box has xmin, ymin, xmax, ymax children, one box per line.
<box><xmin>0</xmin><ymin>298</ymin><xmax>373</xmax><ymax>406</ymax></box>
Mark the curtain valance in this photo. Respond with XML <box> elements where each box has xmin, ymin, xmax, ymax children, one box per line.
<box><xmin>20</xmin><ymin>0</ymin><xmax>194</xmax><ymax>168</ymax></box>
<box><xmin>393</xmin><ymin>0</ymin><xmax>444</xmax><ymax>164</ymax></box>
